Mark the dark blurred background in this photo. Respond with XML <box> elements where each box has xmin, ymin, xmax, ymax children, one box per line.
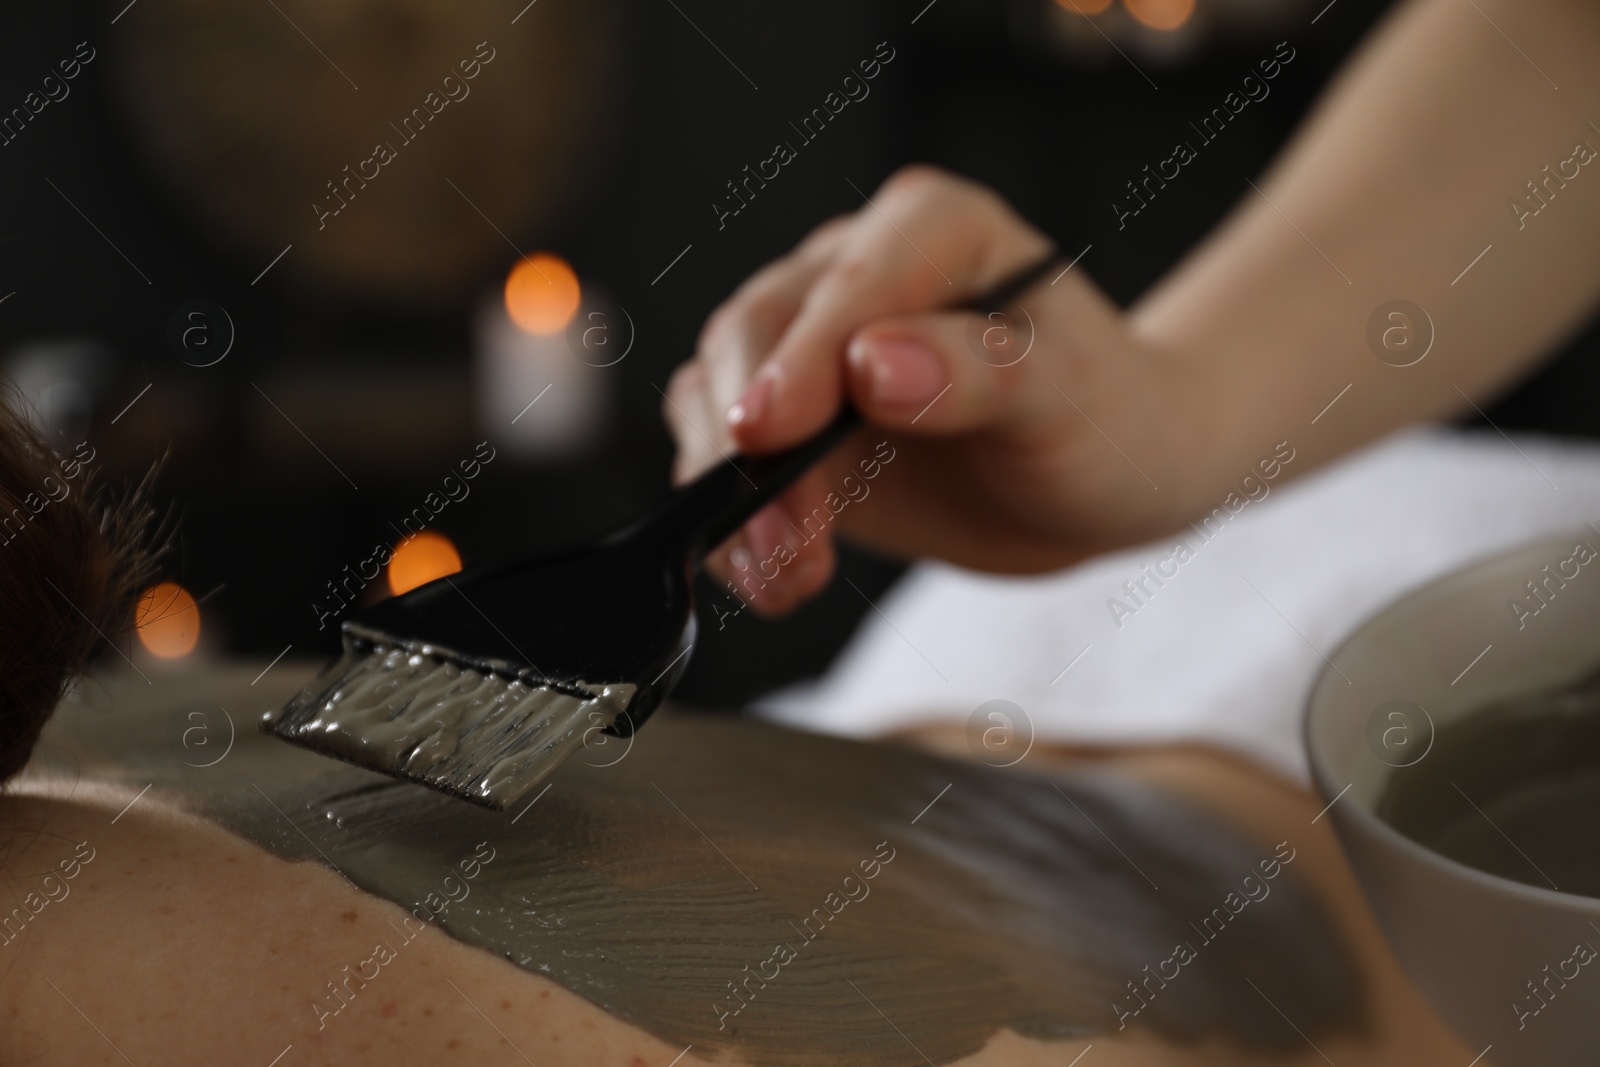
<box><xmin>1</xmin><ymin>0</ymin><xmax>1594</xmax><ymax>707</ymax></box>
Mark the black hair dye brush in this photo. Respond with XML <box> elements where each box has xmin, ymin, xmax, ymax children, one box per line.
<box><xmin>262</xmin><ymin>253</ymin><xmax>1061</xmax><ymax>809</ymax></box>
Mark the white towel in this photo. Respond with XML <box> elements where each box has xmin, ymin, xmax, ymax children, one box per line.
<box><xmin>756</xmin><ymin>429</ymin><xmax>1600</xmax><ymax>783</ymax></box>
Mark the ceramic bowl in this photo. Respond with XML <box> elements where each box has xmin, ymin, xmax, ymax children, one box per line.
<box><xmin>1305</xmin><ymin>530</ymin><xmax>1600</xmax><ymax>1066</ymax></box>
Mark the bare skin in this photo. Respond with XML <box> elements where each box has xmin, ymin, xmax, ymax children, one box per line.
<box><xmin>665</xmin><ymin>0</ymin><xmax>1600</xmax><ymax>616</ymax></box>
<box><xmin>0</xmin><ymin>739</ymin><xmax>1468</xmax><ymax>1067</ymax></box>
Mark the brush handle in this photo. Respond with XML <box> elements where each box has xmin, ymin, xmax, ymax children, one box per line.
<box><xmin>669</xmin><ymin>407</ymin><xmax>863</xmax><ymax>560</ymax></box>
<box><xmin>649</xmin><ymin>250</ymin><xmax>1063</xmax><ymax>562</ymax></box>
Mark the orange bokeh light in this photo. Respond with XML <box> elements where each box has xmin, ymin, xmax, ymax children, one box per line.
<box><xmin>136</xmin><ymin>582</ymin><xmax>201</xmax><ymax>659</ymax></box>
<box><xmin>1123</xmin><ymin>0</ymin><xmax>1195</xmax><ymax>30</ymax></box>
<box><xmin>388</xmin><ymin>530</ymin><xmax>463</xmax><ymax>596</ymax></box>
<box><xmin>505</xmin><ymin>253</ymin><xmax>581</xmax><ymax>335</ymax></box>
<box><xmin>1053</xmin><ymin>0</ymin><xmax>1114</xmax><ymax>14</ymax></box>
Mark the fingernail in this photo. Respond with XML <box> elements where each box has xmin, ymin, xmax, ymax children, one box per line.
<box><xmin>849</xmin><ymin>335</ymin><xmax>945</xmax><ymax>408</ymax></box>
<box><xmin>728</xmin><ymin>373</ymin><xmax>775</xmax><ymax>430</ymax></box>
<box><xmin>745</xmin><ymin>504</ymin><xmax>791</xmax><ymax>566</ymax></box>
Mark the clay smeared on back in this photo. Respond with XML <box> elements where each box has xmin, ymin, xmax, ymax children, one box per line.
<box><xmin>39</xmin><ymin>671</ymin><xmax>1363</xmax><ymax>1066</ymax></box>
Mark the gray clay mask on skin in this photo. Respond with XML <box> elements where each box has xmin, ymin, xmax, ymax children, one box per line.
<box><xmin>38</xmin><ymin>673</ymin><xmax>1364</xmax><ymax>1067</ymax></box>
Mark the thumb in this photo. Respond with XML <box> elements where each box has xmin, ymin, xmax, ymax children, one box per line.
<box><xmin>843</xmin><ymin>310</ymin><xmax>1050</xmax><ymax>435</ymax></box>
<box><xmin>843</xmin><ymin>268</ymin><xmax>1124</xmax><ymax>436</ymax></box>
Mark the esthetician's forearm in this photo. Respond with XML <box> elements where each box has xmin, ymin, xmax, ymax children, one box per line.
<box><xmin>1133</xmin><ymin>0</ymin><xmax>1600</xmax><ymax>493</ymax></box>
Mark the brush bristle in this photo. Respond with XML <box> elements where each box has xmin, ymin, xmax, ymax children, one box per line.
<box><xmin>262</xmin><ymin>631</ymin><xmax>636</xmax><ymax>809</ymax></box>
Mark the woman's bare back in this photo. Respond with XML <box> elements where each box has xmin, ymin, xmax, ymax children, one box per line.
<box><xmin>0</xmin><ymin>669</ymin><xmax>1470</xmax><ymax>1067</ymax></box>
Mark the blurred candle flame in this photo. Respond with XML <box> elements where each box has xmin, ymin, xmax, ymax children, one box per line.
<box><xmin>1123</xmin><ymin>0</ymin><xmax>1195</xmax><ymax>30</ymax></box>
<box><xmin>505</xmin><ymin>254</ymin><xmax>581</xmax><ymax>335</ymax></box>
<box><xmin>388</xmin><ymin>530</ymin><xmax>463</xmax><ymax>596</ymax></box>
<box><xmin>136</xmin><ymin>582</ymin><xmax>201</xmax><ymax>659</ymax></box>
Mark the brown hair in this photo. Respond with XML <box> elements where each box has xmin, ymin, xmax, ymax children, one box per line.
<box><xmin>0</xmin><ymin>400</ymin><xmax>160</xmax><ymax>787</ymax></box>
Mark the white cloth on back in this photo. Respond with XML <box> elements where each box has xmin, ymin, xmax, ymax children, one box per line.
<box><xmin>756</xmin><ymin>429</ymin><xmax>1600</xmax><ymax>783</ymax></box>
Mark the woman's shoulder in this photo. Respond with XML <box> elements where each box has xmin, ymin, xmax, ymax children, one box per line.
<box><xmin>0</xmin><ymin>784</ymin><xmax>677</xmax><ymax>1067</ymax></box>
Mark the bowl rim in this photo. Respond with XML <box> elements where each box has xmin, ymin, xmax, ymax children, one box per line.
<box><xmin>1302</xmin><ymin>527</ymin><xmax>1600</xmax><ymax>913</ymax></box>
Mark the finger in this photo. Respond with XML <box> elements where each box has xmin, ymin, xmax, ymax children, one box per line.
<box><xmin>728</xmin><ymin>166</ymin><xmax>1053</xmax><ymax>454</ymax></box>
<box><xmin>665</xmin><ymin>232</ymin><xmax>844</xmax><ymax>483</ymax></box>
<box><xmin>740</xmin><ymin>474</ymin><xmax>839</xmax><ymax>615</ymax></box>
<box><xmin>699</xmin><ymin>216</ymin><xmax>856</xmax><ymax>426</ymax></box>
<box><xmin>662</xmin><ymin>359</ymin><xmax>731</xmax><ymax>484</ymax></box>
<box><xmin>685</xmin><ymin>216</ymin><xmax>856</xmax><ymax>597</ymax></box>
<box><xmin>703</xmin><ymin>470</ymin><xmax>838</xmax><ymax>616</ymax></box>
<box><xmin>843</xmin><ymin>267</ymin><xmax>1123</xmax><ymax>438</ymax></box>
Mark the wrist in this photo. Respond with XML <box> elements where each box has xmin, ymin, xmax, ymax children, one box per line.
<box><xmin>1124</xmin><ymin>327</ymin><xmax>1281</xmax><ymax>540</ymax></box>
